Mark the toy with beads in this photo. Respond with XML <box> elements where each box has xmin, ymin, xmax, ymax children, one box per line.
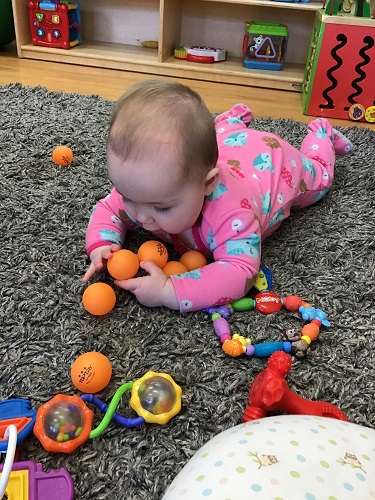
<box><xmin>204</xmin><ymin>292</ymin><xmax>330</xmax><ymax>359</ymax></box>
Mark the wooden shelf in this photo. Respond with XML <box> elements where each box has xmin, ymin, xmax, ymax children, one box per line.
<box><xmin>19</xmin><ymin>41</ymin><xmax>304</xmax><ymax>91</ymax></box>
<box><xmin>20</xmin><ymin>42</ymin><xmax>160</xmax><ymax>68</ymax></box>
<box><xmin>162</xmin><ymin>56</ymin><xmax>305</xmax><ymax>90</ymax></box>
<box><xmin>201</xmin><ymin>0</ymin><xmax>323</xmax><ymax>11</ymax></box>
<box><xmin>12</xmin><ymin>0</ymin><xmax>316</xmax><ymax>92</ymax></box>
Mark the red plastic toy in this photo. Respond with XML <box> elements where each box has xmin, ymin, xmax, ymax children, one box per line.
<box><xmin>29</xmin><ymin>0</ymin><xmax>82</xmax><ymax>50</ymax></box>
<box><xmin>242</xmin><ymin>351</ymin><xmax>349</xmax><ymax>422</ymax></box>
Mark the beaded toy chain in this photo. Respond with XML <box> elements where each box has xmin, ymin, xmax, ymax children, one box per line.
<box><xmin>204</xmin><ymin>292</ymin><xmax>330</xmax><ymax>359</ymax></box>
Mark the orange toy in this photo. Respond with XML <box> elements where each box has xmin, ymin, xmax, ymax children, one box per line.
<box><xmin>71</xmin><ymin>352</ymin><xmax>112</xmax><ymax>393</ymax></box>
<box><xmin>162</xmin><ymin>261</ymin><xmax>187</xmax><ymax>277</ymax></box>
<box><xmin>107</xmin><ymin>249</ymin><xmax>139</xmax><ymax>280</ymax></box>
<box><xmin>82</xmin><ymin>282</ymin><xmax>116</xmax><ymax>316</ymax></box>
<box><xmin>179</xmin><ymin>250</ymin><xmax>207</xmax><ymax>271</ymax></box>
<box><xmin>138</xmin><ymin>240</ymin><xmax>168</xmax><ymax>268</ymax></box>
<box><xmin>52</xmin><ymin>145</ymin><xmax>73</xmax><ymax>166</ymax></box>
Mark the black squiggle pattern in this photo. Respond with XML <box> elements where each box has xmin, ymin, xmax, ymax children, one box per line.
<box><xmin>344</xmin><ymin>36</ymin><xmax>375</xmax><ymax>111</ymax></box>
<box><xmin>319</xmin><ymin>34</ymin><xmax>347</xmax><ymax>110</ymax></box>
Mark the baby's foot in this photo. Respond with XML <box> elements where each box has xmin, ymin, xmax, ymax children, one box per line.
<box><xmin>332</xmin><ymin>128</ymin><xmax>353</xmax><ymax>156</ymax></box>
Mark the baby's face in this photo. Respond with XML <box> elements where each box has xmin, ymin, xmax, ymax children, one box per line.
<box><xmin>108</xmin><ymin>150</ymin><xmax>207</xmax><ymax>235</ymax></box>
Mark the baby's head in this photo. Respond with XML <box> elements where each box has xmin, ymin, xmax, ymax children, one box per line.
<box><xmin>107</xmin><ymin>79</ymin><xmax>220</xmax><ymax>234</ymax></box>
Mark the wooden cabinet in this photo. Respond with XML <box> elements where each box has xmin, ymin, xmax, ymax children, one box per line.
<box><xmin>12</xmin><ymin>0</ymin><xmax>323</xmax><ymax>91</ymax></box>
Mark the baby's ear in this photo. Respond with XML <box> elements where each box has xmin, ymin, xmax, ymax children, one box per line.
<box><xmin>204</xmin><ymin>167</ymin><xmax>220</xmax><ymax>196</ymax></box>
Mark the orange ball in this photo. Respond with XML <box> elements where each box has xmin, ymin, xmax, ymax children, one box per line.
<box><xmin>162</xmin><ymin>261</ymin><xmax>188</xmax><ymax>277</ymax></box>
<box><xmin>107</xmin><ymin>249</ymin><xmax>139</xmax><ymax>280</ymax></box>
<box><xmin>82</xmin><ymin>282</ymin><xmax>116</xmax><ymax>316</ymax></box>
<box><xmin>71</xmin><ymin>352</ymin><xmax>112</xmax><ymax>393</ymax></box>
<box><xmin>52</xmin><ymin>145</ymin><xmax>73</xmax><ymax>166</ymax></box>
<box><xmin>179</xmin><ymin>250</ymin><xmax>207</xmax><ymax>271</ymax></box>
<box><xmin>138</xmin><ymin>240</ymin><xmax>168</xmax><ymax>268</ymax></box>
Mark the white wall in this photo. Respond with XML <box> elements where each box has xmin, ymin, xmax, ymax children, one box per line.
<box><xmin>78</xmin><ymin>0</ymin><xmax>160</xmax><ymax>46</ymax></box>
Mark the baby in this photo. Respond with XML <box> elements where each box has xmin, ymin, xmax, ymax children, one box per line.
<box><xmin>83</xmin><ymin>78</ymin><xmax>352</xmax><ymax>313</ymax></box>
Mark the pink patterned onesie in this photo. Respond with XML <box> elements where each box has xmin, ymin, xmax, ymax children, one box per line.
<box><xmin>86</xmin><ymin>104</ymin><xmax>339</xmax><ymax>313</ymax></box>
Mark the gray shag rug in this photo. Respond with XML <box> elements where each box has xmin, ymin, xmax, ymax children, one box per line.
<box><xmin>0</xmin><ymin>83</ymin><xmax>374</xmax><ymax>499</ymax></box>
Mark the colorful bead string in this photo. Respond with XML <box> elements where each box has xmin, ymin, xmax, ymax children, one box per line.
<box><xmin>204</xmin><ymin>292</ymin><xmax>330</xmax><ymax>359</ymax></box>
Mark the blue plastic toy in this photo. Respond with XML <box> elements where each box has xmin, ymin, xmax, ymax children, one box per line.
<box><xmin>0</xmin><ymin>399</ymin><xmax>36</xmax><ymax>452</ymax></box>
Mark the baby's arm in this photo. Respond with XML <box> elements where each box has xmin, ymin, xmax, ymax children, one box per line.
<box><xmin>170</xmin><ymin>212</ymin><xmax>261</xmax><ymax>312</ymax></box>
<box><xmin>83</xmin><ymin>188</ymin><xmax>136</xmax><ymax>281</ymax></box>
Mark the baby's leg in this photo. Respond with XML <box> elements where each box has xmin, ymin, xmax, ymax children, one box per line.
<box><xmin>294</xmin><ymin>118</ymin><xmax>351</xmax><ymax>208</ymax></box>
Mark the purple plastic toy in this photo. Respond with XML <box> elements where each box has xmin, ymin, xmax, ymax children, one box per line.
<box><xmin>0</xmin><ymin>460</ymin><xmax>74</xmax><ymax>499</ymax></box>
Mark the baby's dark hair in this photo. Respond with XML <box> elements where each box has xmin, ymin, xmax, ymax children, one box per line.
<box><xmin>107</xmin><ymin>79</ymin><xmax>218</xmax><ymax>182</ymax></box>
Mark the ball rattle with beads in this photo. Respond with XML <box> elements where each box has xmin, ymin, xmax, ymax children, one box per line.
<box><xmin>33</xmin><ymin>366</ymin><xmax>182</xmax><ymax>453</ymax></box>
<box><xmin>52</xmin><ymin>145</ymin><xmax>73</xmax><ymax>166</ymax></box>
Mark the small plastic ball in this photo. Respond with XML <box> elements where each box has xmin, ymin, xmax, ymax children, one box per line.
<box><xmin>71</xmin><ymin>352</ymin><xmax>112</xmax><ymax>393</ymax></box>
<box><xmin>138</xmin><ymin>376</ymin><xmax>177</xmax><ymax>415</ymax></box>
<box><xmin>162</xmin><ymin>261</ymin><xmax>187</xmax><ymax>277</ymax></box>
<box><xmin>179</xmin><ymin>250</ymin><xmax>207</xmax><ymax>271</ymax></box>
<box><xmin>52</xmin><ymin>145</ymin><xmax>73</xmax><ymax>166</ymax></box>
<box><xmin>107</xmin><ymin>249</ymin><xmax>139</xmax><ymax>280</ymax></box>
<box><xmin>82</xmin><ymin>282</ymin><xmax>116</xmax><ymax>316</ymax></box>
<box><xmin>138</xmin><ymin>240</ymin><xmax>168</xmax><ymax>268</ymax></box>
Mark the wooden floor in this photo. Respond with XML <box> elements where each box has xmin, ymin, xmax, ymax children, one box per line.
<box><xmin>0</xmin><ymin>43</ymin><xmax>374</xmax><ymax>130</ymax></box>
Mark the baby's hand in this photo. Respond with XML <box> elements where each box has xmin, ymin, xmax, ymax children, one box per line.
<box><xmin>115</xmin><ymin>261</ymin><xmax>179</xmax><ymax>310</ymax></box>
<box><xmin>82</xmin><ymin>243</ymin><xmax>121</xmax><ymax>282</ymax></box>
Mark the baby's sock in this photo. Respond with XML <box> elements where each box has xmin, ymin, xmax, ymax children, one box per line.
<box><xmin>332</xmin><ymin>128</ymin><xmax>353</xmax><ymax>156</ymax></box>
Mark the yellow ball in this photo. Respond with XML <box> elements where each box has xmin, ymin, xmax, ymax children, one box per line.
<box><xmin>52</xmin><ymin>145</ymin><xmax>73</xmax><ymax>166</ymax></box>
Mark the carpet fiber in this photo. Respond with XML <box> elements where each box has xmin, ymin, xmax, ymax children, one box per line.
<box><xmin>0</xmin><ymin>83</ymin><xmax>374</xmax><ymax>499</ymax></box>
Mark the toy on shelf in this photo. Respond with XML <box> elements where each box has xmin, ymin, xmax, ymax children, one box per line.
<box><xmin>242</xmin><ymin>21</ymin><xmax>288</xmax><ymax>71</ymax></box>
<box><xmin>242</xmin><ymin>350</ymin><xmax>349</xmax><ymax>421</ymax></box>
<box><xmin>34</xmin><ymin>372</ymin><xmax>182</xmax><ymax>453</ymax></box>
<box><xmin>0</xmin><ymin>399</ymin><xmax>36</xmax><ymax>452</ymax></box>
<box><xmin>301</xmin><ymin>6</ymin><xmax>375</xmax><ymax>122</ymax></box>
<box><xmin>0</xmin><ymin>460</ymin><xmax>74</xmax><ymax>500</ymax></box>
<box><xmin>29</xmin><ymin>0</ymin><xmax>82</xmax><ymax>50</ymax></box>
<box><xmin>174</xmin><ymin>46</ymin><xmax>227</xmax><ymax>64</ymax></box>
<box><xmin>324</xmin><ymin>0</ymin><xmax>372</xmax><ymax>17</ymax></box>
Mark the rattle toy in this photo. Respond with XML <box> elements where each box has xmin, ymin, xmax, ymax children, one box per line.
<box><xmin>205</xmin><ymin>291</ymin><xmax>330</xmax><ymax>359</ymax></box>
<box><xmin>107</xmin><ymin>249</ymin><xmax>139</xmax><ymax>280</ymax></box>
<box><xmin>82</xmin><ymin>282</ymin><xmax>116</xmax><ymax>316</ymax></box>
<box><xmin>0</xmin><ymin>460</ymin><xmax>74</xmax><ymax>500</ymax></box>
<box><xmin>242</xmin><ymin>350</ymin><xmax>349</xmax><ymax>422</ymax></box>
<box><xmin>138</xmin><ymin>240</ymin><xmax>168</xmax><ymax>268</ymax></box>
<box><xmin>71</xmin><ymin>352</ymin><xmax>112</xmax><ymax>393</ymax></box>
<box><xmin>52</xmin><ymin>145</ymin><xmax>73</xmax><ymax>166</ymax></box>
<box><xmin>34</xmin><ymin>371</ymin><xmax>182</xmax><ymax>453</ymax></box>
